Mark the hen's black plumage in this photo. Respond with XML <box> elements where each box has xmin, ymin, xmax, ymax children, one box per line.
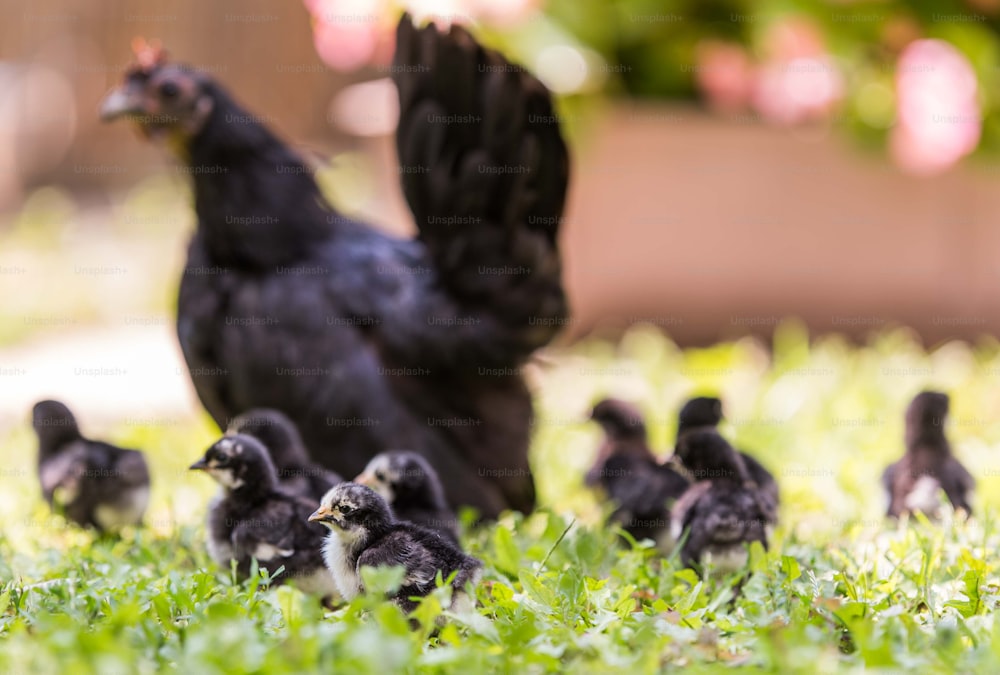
<box><xmin>310</xmin><ymin>483</ymin><xmax>482</xmax><ymax>612</ymax></box>
<box><xmin>227</xmin><ymin>408</ymin><xmax>341</xmax><ymax>502</ymax></box>
<box><xmin>100</xmin><ymin>17</ymin><xmax>569</xmax><ymax>518</ymax></box>
<box><xmin>882</xmin><ymin>391</ymin><xmax>974</xmax><ymax>518</ymax></box>
<box><xmin>356</xmin><ymin>451</ymin><xmax>458</xmax><ymax>543</ymax></box>
<box><xmin>588</xmin><ymin>399</ymin><xmax>690</xmax><ymax>546</ymax></box>
<box><xmin>190</xmin><ymin>434</ymin><xmax>337</xmax><ymax>597</ymax></box>
<box><xmin>32</xmin><ymin>400</ymin><xmax>150</xmax><ymax>532</ymax></box>
<box><xmin>671</xmin><ymin>429</ymin><xmax>770</xmax><ymax>574</ymax></box>
<box><xmin>676</xmin><ymin>396</ymin><xmax>779</xmax><ymax>522</ymax></box>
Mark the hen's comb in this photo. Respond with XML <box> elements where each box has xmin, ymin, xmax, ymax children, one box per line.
<box><xmin>131</xmin><ymin>37</ymin><xmax>167</xmax><ymax>71</ymax></box>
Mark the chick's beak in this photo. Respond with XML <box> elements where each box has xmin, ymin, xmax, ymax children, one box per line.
<box><xmin>354</xmin><ymin>472</ymin><xmax>374</xmax><ymax>487</ymax></box>
<box><xmin>189</xmin><ymin>458</ymin><xmax>209</xmax><ymax>471</ymax></box>
<box><xmin>100</xmin><ymin>86</ymin><xmax>145</xmax><ymax>121</ymax></box>
<box><xmin>308</xmin><ymin>506</ymin><xmax>333</xmax><ymax>523</ymax></box>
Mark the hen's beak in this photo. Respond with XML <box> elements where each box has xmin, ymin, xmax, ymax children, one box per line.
<box><xmin>308</xmin><ymin>506</ymin><xmax>333</xmax><ymax>523</ymax></box>
<box><xmin>189</xmin><ymin>458</ymin><xmax>209</xmax><ymax>471</ymax></box>
<box><xmin>100</xmin><ymin>86</ymin><xmax>145</xmax><ymax>121</ymax></box>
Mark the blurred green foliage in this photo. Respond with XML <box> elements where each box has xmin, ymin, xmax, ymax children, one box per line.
<box><xmin>501</xmin><ymin>0</ymin><xmax>1000</xmax><ymax>158</ymax></box>
<box><xmin>3</xmin><ymin>325</ymin><xmax>1000</xmax><ymax>671</ymax></box>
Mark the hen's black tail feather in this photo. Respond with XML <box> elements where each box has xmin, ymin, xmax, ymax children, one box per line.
<box><xmin>393</xmin><ymin>15</ymin><xmax>570</xmax><ymax>355</ymax></box>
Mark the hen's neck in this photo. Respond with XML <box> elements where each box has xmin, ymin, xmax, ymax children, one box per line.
<box><xmin>185</xmin><ymin>89</ymin><xmax>338</xmax><ymax>270</ymax></box>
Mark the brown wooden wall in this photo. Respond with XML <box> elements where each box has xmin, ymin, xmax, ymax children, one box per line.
<box><xmin>2</xmin><ymin>0</ymin><xmax>356</xmax><ymax>190</ymax></box>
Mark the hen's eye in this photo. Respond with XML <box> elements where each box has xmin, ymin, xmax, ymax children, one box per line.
<box><xmin>159</xmin><ymin>81</ymin><xmax>180</xmax><ymax>99</ymax></box>
<box><xmin>339</xmin><ymin>504</ymin><xmax>353</xmax><ymax>515</ymax></box>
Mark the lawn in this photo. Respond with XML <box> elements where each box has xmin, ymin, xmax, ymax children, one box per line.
<box><xmin>3</xmin><ymin>324</ymin><xmax>1000</xmax><ymax>673</ymax></box>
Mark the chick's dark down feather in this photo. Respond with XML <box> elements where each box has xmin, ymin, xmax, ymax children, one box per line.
<box><xmin>884</xmin><ymin>391</ymin><xmax>974</xmax><ymax>518</ymax></box>
<box><xmin>671</xmin><ymin>430</ymin><xmax>771</xmax><ymax>573</ymax></box>
<box><xmin>32</xmin><ymin>400</ymin><xmax>150</xmax><ymax>532</ymax></box>
<box><xmin>675</xmin><ymin>397</ymin><xmax>779</xmax><ymax>523</ymax></box>
<box><xmin>193</xmin><ymin>435</ymin><xmax>335</xmax><ymax>595</ymax></box>
<box><xmin>157</xmin><ymin>16</ymin><xmax>570</xmax><ymax>517</ymax></box>
<box><xmin>227</xmin><ymin>408</ymin><xmax>342</xmax><ymax>502</ymax></box>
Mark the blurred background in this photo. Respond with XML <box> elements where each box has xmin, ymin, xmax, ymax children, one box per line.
<box><xmin>3</xmin><ymin>0</ymin><xmax>1000</xmax><ymax>522</ymax></box>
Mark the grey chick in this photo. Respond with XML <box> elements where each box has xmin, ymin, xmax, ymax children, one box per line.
<box><xmin>882</xmin><ymin>391</ymin><xmax>974</xmax><ymax>519</ymax></box>
<box><xmin>310</xmin><ymin>482</ymin><xmax>482</xmax><ymax>613</ymax></box>
<box><xmin>671</xmin><ymin>429</ymin><xmax>770</xmax><ymax>575</ymax></box>
<box><xmin>32</xmin><ymin>400</ymin><xmax>150</xmax><ymax>532</ymax></box>
<box><xmin>228</xmin><ymin>408</ymin><xmax>342</xmax><ymax>501</ymax></box>
<box><xmin>355</xmin><ymin>450</ymin><xmax>459</xmax><ymax>543</ymax></box>
<box><xmin>190</xmin><ymin>434</ymin><xmax>338</xmax><ymax>599</ymax></box>
<box><xmin>676</xmin><ymin>396</ymin><xmax>779</xmax><ymax>523</ymax></box>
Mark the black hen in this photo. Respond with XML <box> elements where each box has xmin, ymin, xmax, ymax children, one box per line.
<box><xmin>32</xmin><ymin>400</ymin><xmax>150</xmax><ymax>532</ymax></box>
<box><xmin>587</xmin><ymin>399</ymin><xmax>690</xmax><ymax>547</ymax></box>
<box><xmin>227</xmin><ymin>408</ymin><xmax>342</xmax><ymax>502</ymax></box>
<box><xmin>99</xmin><ymin>18</ymin><xmax>569</xmax><ymax>518</ymax></box>
<box><xmin>882</xmin><ymin>391</ymin><xmax>974</xmax><ymax>518</ymax></box>
<box><xmin>676</xmin><ymin>396</ymin><xmax>779</xmax><ymax>523</ymax></box>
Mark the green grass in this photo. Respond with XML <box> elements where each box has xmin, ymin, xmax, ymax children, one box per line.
<box><xmin>4</xmin><ymin>324</ymin><xmax>1000</xmax><ymax>673</ymax></box>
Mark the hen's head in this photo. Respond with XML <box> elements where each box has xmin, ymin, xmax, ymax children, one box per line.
<box><xmin>100</xmin><ymin>39</ymin><xmax>214</xmax><ymax>145</ymax></box>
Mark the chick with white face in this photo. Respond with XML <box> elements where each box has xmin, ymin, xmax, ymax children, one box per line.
<box><xmin>189</xmin><ymin>434</ymin><xmax>339</xmax><ymax>601</ymax></box>
<box><xmin>311</xmin><ymin>486</ymin><xmax>373</xmax><ymax>600</ymax></box>
<box><xmin>354</xmin><ymin>451</ymin><xmax>459</xmax><ymax>543</ymax></box>
<box><xmin>200</xmin><ymin>437</ymin><xmax>246</xmax><ymax>490</ymax></box>
<box><xmin>310</xmin><ymin>482</ymin><xmax>482</xmax><ymax>613</ymax></box>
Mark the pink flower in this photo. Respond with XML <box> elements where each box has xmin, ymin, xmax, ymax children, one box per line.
<box><xmin>694</xmin><ymin>41</ymin><xmax>754</xmax><ymax>113</ymax></box>
<box><xmin>752</xmin><ymin>55</ymin><xmax>843</xmax><ymax>125</ymax></box>
<box><xmin>303</xmin><ymin>0</ymin><xmax>544</xmax><ymax>72</ymax></box>
<box><xmin>891</xmin><ymin>39</ymin><xmax>981</xmax><ymax>175</ymax></box>
<box><xmin>750</xmin><ymin>18</ymin><xmax>843</xmax><ymax>125</ymax></box>
<box><xmin>305</xmin><ymin>0</ymin><xmax>395</xmax><ymax>72</ymax></box>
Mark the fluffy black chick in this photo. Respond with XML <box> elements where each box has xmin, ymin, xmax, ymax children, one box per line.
<box><xmin>227</xmin><ymin>408</ymin><xmax>341</xmax><ymax>502</ymax></box>
<box><xmin>588</xmin><ymin>399</ymin><xmax>690</xmax><ymax>547</ymax></box>
<box><xmin>676</xmin><ymin>396</ymin><xmax>779</xmax><ymax>523</ymax></box>
<box><xmin>99</xmin><ymin>15</ymin><xmax>570</xmax><ymax>518</ymax></box>
<box><xmin>355</xmin><ymin>451</ymin><xmax>458</xmax><ymax>543</ymax></box>
<box><xmin>189</xmin><ymin>434</ymin><xmax>337</xmax><ymax>598</ymax></box>
<box><xmin>310</xmin><ymin>483</ymin><xmax>482</xmax><ymax>613</ymax></box>
<box><xmin>882</xmin><ymin>391</ymin><xmax>974</xmax><ymax>518</ymax></box>
<box><xmin>32</xmin><ymin>400</ymin><xmax>150</xmax><ymax>532</ymax></box>
<box><xmin>671</xmin><ymin>429</ymin><xmax>769</xmax><ymax>574</ymax></box>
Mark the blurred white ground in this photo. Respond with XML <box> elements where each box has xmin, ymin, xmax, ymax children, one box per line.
<box><xmin>0</xmin><ymin>320</ymin><xmax>201</xmax><ymax>433</ymax></box>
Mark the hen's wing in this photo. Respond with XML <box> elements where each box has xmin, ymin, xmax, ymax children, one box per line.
<box><xmin>393</xmin><ymin>15</ymin><xmax>569</xmax><ymax>356</ymax></box>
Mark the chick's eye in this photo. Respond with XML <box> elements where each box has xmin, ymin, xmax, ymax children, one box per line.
<box><xmin>374</xmin><ymin>471</ymin><xmax>385</xmax><ymax>481</ymax></box>
<box><xmin>339</xmin><ymin>504</ymin><xmax>353</xmax><ymax>515</ymax></box>
<box><xmin>159</xmin><ymin>81</ymin><xmax>180</xmax><ymax>99</ymax></box>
